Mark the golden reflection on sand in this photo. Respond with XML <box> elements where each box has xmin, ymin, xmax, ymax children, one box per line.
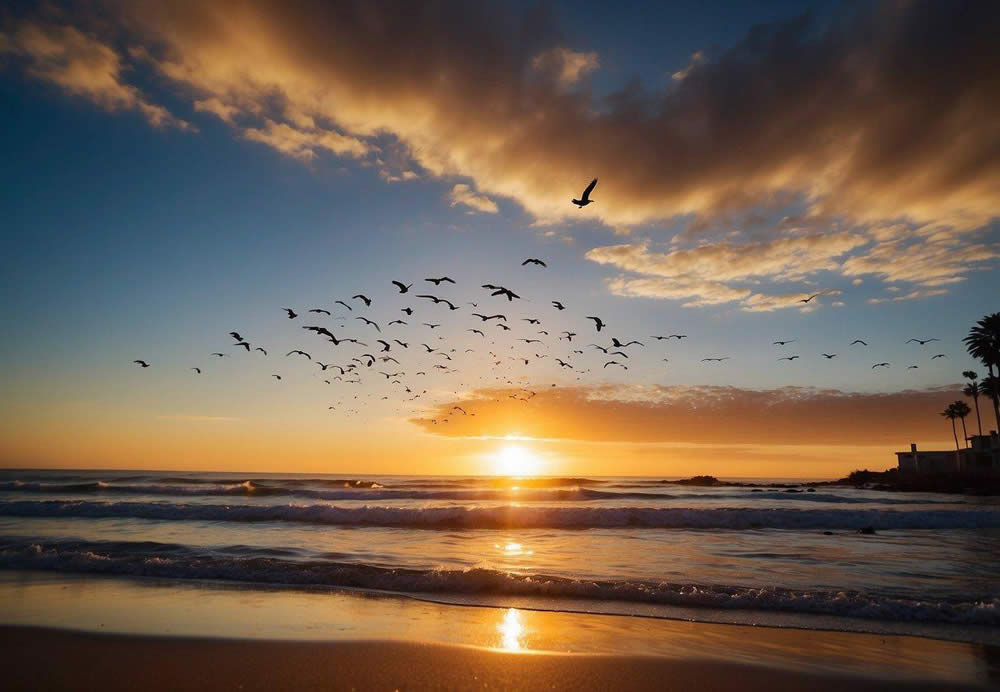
<box><xmin>498</xmin><ymin>608</ymin><xmax>524</xmax><ymax>651</ymax></box>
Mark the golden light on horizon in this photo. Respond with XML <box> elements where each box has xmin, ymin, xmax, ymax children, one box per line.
<box><xmin>493</xmin><ymin>444</ymin><xmax>541</xmax><ymax>476</ymax></box>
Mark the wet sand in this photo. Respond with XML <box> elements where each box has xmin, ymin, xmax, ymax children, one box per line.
<box><xmin>0</xmin><ymin>625</ymin><xmax>989</xmax><ymax>692</ymax></box>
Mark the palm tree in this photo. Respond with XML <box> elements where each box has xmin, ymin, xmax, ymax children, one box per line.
<box><xmin>962</xmin><ymin>370</ymin><xmax>982</xmax><ymax>436</ymax></box>
<box><xmin>951</xmin><ymin>400</ymin><xmax>971</xmax><ymax>448</ymax></box>
<box><xmin>964</xmin><ymin>313</ymin><xmax>1000</xmax><ymax>430</ymax></box>
<box><xmin>941</xmin><ymin>404</ymin><xmax>960</xmax><ymax>454</ymax></box>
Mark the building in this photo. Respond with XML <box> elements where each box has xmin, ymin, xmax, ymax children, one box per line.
<box><xmin>896</xmin><ymin>431</ymin><xmax>1000</xmax><ymax>476</ymax></box>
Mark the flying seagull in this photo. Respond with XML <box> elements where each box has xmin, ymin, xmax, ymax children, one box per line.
<box><xmin>356</xmin><ymin>316</ymin><xmax>381</xmax><ymax>332</ymax></box>
<box><xmin>425</xmin><ymin>277</ymin><xmax>456</xmax><ymax>285</ymax></box>
<box><xmin>821</xmin><ymin>353</ymin><xmax>838</xmax><ymax>359</ymax></box>
<box><xmin>352</xmin><ymin>294</ymin><xmax>373</xmax><ymax>307</ymax></box>
<box><xmin>552</xmin><ymin>301</ymin><xmax>565</xmax><ymax>310</ymax></box>
<box><xmin>773</xmin><ymin>340</ymin><xmax>797</xmax><ymax>346</ymax></box>
<box><xmin>931</xmin><ymin>354</ymin><xmax>948</xmax><ymax>359</ymax></box>
<box><xmin>701</xmin><ymin>357</ymin><xmax>730</xmax><ymax>362</ymax></box>
<box><xmin>133</xmin><ymin>360</ymin><xmax>150</xmax><ymax>368</ymax></box>
<box><xmin>391</xmin><ymin>281</ymin><xmax>413</xmax><ymax>293</ymax></box>
<box><xmin>334</xmin><ymin>300</ymin><xmax>352</xmax><ymax>312</ymax></box>
<box><xmin>309</xmin><ymin>308</ymin><xmax>331</xmax><ymax>315</ymax></box>
<box><xmin>255</xmin><ymin>347</ymin><xmax>268</xmax><ymax>356</ymax></box>
<box><xmin>190</xmin><ymin>367</ymin><xmax>201</xmax><ymax>373</ymax></box>
<box><xmin>586</xmin><ymin>316</ymin><xmax>606</xmax><ymax>332</ymax></box>
<box><xmin>522</xmin><ymin>258</ymin><xmax>547</xmax><ymax>267</ymax></box>
<box><xmin>872</xmin><ymin>362</ymin><xmax>890</xmax><ymax>369</ymax></box>
<box><xmin>850</xmin><ymin>340</ymin><xmax>868</xmax><ymax>346</ymax></box>
<box><xmin>572</xmin><ymin>178</ymin><xmax>597</xmax><ymax>208</ymax></box>
<box><xmin>778</xmin><ymin>356</ymin><xmax>800</xmax><ymax>361</ymax></box>
<box><xmin>906</xmin><ymin>338</ymin><xmax>940</xmax><ymax>345</ymax></box>
<box><xmin>283</xmin><ymin>308</ymin><xmax>298</xmax><ymax>319</ymax></box>
<box><xmin>286</xmin><ymin>350</ymin><xmax>311</xmax><ymax>360</ymax></box>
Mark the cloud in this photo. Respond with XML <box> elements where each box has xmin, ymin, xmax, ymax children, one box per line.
<box><xmin>242</xmin><ymin>119</ymin><xmax>369</xmax><ymax>161</ymax></box>
<box><xmin>532</xmin><ymin>47</ymin><xmax>599</xmax><ymax>85</ymax></box>
<box><xmin>448</xmin><ymin>183</ymin><xmax>498</xmax><ymax>213</ymax></box>
<box><xmin>3</xmin><ymin>1</ymin><xmax>998</xmax><ymax>291</ymax></box>
<box><xmin>587</xmin><ymin>234</ymin><xmax>863</xmax><ymax>310</ymax></box>
<box><xmin>671</xmin><ymin>50</ymin><xmax>705</xmax><ymax>82</ymax></box>
<box><xmin>411</xmin><ymin>384</ymin><xmax>964</xmax><ymax>446</ymax></box>
<box><xmin>0</xmin><ymin>20</ymin><xmax>192</xmax><ymax>131</ymax></box>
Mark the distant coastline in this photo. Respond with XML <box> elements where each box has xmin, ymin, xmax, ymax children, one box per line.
<box><xmin>662</xmin><ymin>472</ymin><xmax>1000</xmax><ymax>495</ymax></box>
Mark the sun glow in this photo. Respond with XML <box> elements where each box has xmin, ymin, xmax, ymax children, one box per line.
<box><xmin>494</xmin><ymin>444</ymin><xmax>540</xmax><ymax>476</ymax></box>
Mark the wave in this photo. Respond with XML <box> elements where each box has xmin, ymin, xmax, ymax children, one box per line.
<box><xmin>0</xmin><ymin>500</ymin><xmax>995</xmax><ymax>530</ymax></box>
<box><xmin>0</xmin><ymin>537</ymin><xmax>996</xmax><ymax>626</ymax></box>
<box><xmin>0</xmin><ymin>481</ymin><xmax>962</xmax><ymax>505</ymax></box>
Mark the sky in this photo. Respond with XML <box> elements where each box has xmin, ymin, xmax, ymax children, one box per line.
<box><xmin>1</xmin><ymin>0</ymin><xmax>998</xmax><ymax>478</ymax></box>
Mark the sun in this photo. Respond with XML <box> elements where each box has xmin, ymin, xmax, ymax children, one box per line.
<box><xmin>494</xmin><ymin>444</ymin><xmax>540</xmax><ymax>476</ymax></box>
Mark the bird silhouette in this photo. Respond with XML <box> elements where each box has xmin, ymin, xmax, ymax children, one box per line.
<box><xmin>872</xmin><ymin>362</ymin><xmax>890</xmax><ymax>369</ymax></box>
<box><xmin>235</xmin><ymin>341</ymin><xmax>250</xmax><ymax>351</ymax></box>
<box><xmin>906</xmin><ymin>338</ymin><xmax>940</xmax><ymax>345</ymax></box>
<box><xmin>522</xmin><ymin>258</ymin><xmax>547</xmax><ymax>267</ymax></box>
<box><xmin>778</xmin><ymin>356</ymin><xmax>800</xmax><ymax>361</ymax></box>
<box><xmin>255</xmin><ymin>347</ymin><xmax>268</xmax><ymax>356</ymax></box>
<box><xmin>821</xmin><ymin>353</ymin><xmax>837</xmax><ymax>359</ymax></box>
<box><xmin>773</xmin><ymin>340</ymin><xmax>797</xmax><ymax>346</ymax></box>
<box><xmin>931</xmin><ymin>354</ymin><xmax>948</xmax><ymax>359</ymax></box>
<box><xmin>586</xmin><ymin>316</ymin><xmax>606</xmax><ymax>332</ymax></box>
<box><xmin>701</xmin><ymin>357</ymin><xmax>730</xmax><ymax>362</ymax></box>
<box><xmin>491</xmin><ymin>287</ymin><xmax>520</xmax><ymax>301</ymax></box>
<box><xmin>572</xmin><ymin>178</ymin><xmax>597</xmax><ymax>208</ymax></box>
<box><xmin>612</xmin><ymin>338</ymin><xmax>644</xmax><ymax>348</ymax></box>
<box><xmin>272</xmin><ymin>374</ymin><xmax>282</xmax><ymax>380</ymax></box>
<box><xmin>334</xmin><ymin>300</ymin><xmax>352</xmax><ymax>312</ymax></box>
<box><xmin>392</xmin><ymin>281</ymin><xmax>412</xmax><ymax>293</ymax></box>
<box><xmin>356</xmin><ymin>316</ymin><xmax>381</xmax><ymax>332</ymax></box>
<box><xmin>604</xmin><ymin>361</ymin><xmax>627</xmax><ymax>370</ymax></box>
<box><xmin>133</xmin><ymin>360</ymin><xmax>150</xmax><ymax>367</ymax></box>
<box><xmin>286</xmin><ymin>350</ymin><xmax>311</xmax><ymax>359</ymax></box>
<box><xmin>352</xmin><ymin>294</ymin><xmax>373</xmax><ymax>307</ymax></box>
<box><xmin>211</xmin><ymin>353</ymin><xmax>226</xmax><ymax>358</ymax></box>
<box><xmin>425</xmin><ymin>277</ymin><xmax>456</xmax><ymax>285</ymax></box>
<box><xmin>190</xmin><ymin>367</ymin><xmax>201</xmax><ymax>373</ymax></box>
<box><xmin>309</xmin><ymin>308</ymin><xmax>331</xmax><ymax>315</ymax></box>
<box><xmin>283</xmin><ymin>308</ymin><xmax>298</xmax><ymax>319</ymax></box>
<box><xmin>850</xmin><ymin>340</ymin><xmax>868</xmax><ymax>346</ymax></box>
<box><xmin>552</xmin><ymin>301</ymin><xmax>566</xmax><ymax>310</ymax></box>
<box><xmin>229</xmin><ymin>332</ymin><xmax>244</xmax><ymax>341</ymax></box>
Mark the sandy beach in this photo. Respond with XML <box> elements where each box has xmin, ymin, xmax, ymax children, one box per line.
<box><xmin>3</xmin><ymin>625</ymin><xmax>993</xmax><ymax>692</ymax></box>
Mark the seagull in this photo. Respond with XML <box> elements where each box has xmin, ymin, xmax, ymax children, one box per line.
<box><xmin>799</xmin><ymin>292</ymin><xmax>826</xmax><ymax>304</ymax></box>
<box><xmin>604</xmin><ymin>361</ymin><xmax>627</xmax><ymax>370</ymax></box>
<box><xmin>556</xmin><ymin>359</ymin><xmax>573</xmax><ymax>368</ymax></box>
<box><xmin>286</xmin><ymin>350</ymin><xmax>311</xmax><ymax>359</ymax></box>
<box><xmin>229</xmin><ymin>332</ymin><xmax>244</xmax><ymax>341</ymax></box>
<box><xmin>523</xmin><ymin>318</ymin><xmax>541</xmax><ymax>325</ymax></box>
<box><xmin>133</xmin><ymin>360</ymin><xmax>150</xmax><ymax>367</ymax></box>
<box><xmin>355</xmin><ymin>316</ymin><xmax>381</xmax><ymax>332</ymax></box>
<box><xmin>572</xmin><ymin>178</ymin><xmax>597</xmax><ymax>208</ymax></box>
<box><xmin>773</xmin><ymin>340</ymin><xmax>797</xmax><ymax>346</ymax></box>
<box><xmin>906</xmin><ymin>338</ymin><xmax>940</xmax><ymax>345</ymax></box>
<box><xmin>667</xmin><ymin>334</ymin><xmax>688</xmax><ymax>340</ymax></box>
<box><xmin>211</xmin><ymin>353</ymin><xmax>226</xmax><ymax>358</ymax></box>
<box><xmin>701</xmin><ymin>357</ymin><xmax>730</xmax><ymax>362</ymax></box>
<box><xmin>272</xmin><ymin>374</ymin><xmax>282</xmax><ymax>380</ymax></box>
<box><xmin>611</xmin><ymin>338</ymin><xmax>644</xmax><ymax>348</ymax></box>
<box><xmin>850</xmin><ymin>340</ymin><xmax>868</xmax><ymax>346</ymax></box>
<box><xmin>552</xmin><ymin>301</ymin><xmax>566</xmax><ymax>310</ymax></box>
<box><xmin>468</xmin><ymin>329</ymin><xmax>485</xmax><ymax>337</ymax></box>
<box><xmin>931</xmin><ymin>354</ymin><xmax>948</xmax><ymax>359</ymax></box>
<box><xmin>778</xmin><ymin>356</ymin><xmax>800</xmax><ymax>361</ymax></box>
<box><xmin>283</xmin><ymin>308</ymin><xmax>298</xmax><ymax>319</ymax></box>
<box><xmin>352</xmin><ymin>294</ymin><xmax>373</xmax><ymax>307</ymax></box>
<box><xmin>377</xmin><ymin>340</ymin><xmax>391</xmax><ymax>352</ymax></box>
<box><xmin>491</xmin><ymin>287</ymin><xmax>520</xmax><ymax>301</ymax></box>
<box><xmin>907</xmin><ymin>365</ymin><xmax>919</xmax><ymax>369</ymax></box>
<box><xmin>821</xmin><ymin>353</ymin><xmax>838</xmax><ymax>359</ymax></box>
<box><xmin>388</xmin><ymin>320</ymin><xmax>407</xmax><ymax>326</ymax></box>
<box><xmin>425</xmin><ymin>277</ymin><xmax>456</xmax><ymax>285</ymax></box>
<box><xmin>235</xmin><ymin>341</ymin><xmax>250</xmax><ymax>351</ymax></box>
<box><xmin>392</xmin><ymin>281</ymin><xmax>413</xmax><ymax>293</ymax></box>
<box><xmin>309</xmin><ymin>308</ymin><xmax>331</xmax><ymax>315</ymax></box>
<box><xmin>190</xmin><ymin>367</ymin><xmax>201</xmax><ymax>373</ymax></box>
<box><xmin>872</xmin><ymin>362</ymin><xmax>890</xmax><ymax>369</ymax></box>
<box><xmin>255</xmin><ymin>347</ymin><xmax>268</xmax><ymax>356</ymax></box>
<box><xmin>334</xmin><ymin>300</ymin><xmax>352</xmax><ymax>312</ymax></box>
<box><xmin>401</xmin><ymin>307</ymin><xmax>414</xmax><ymax>315</ymax></box>
<box><xmin>423</xmin><ymin>323</ymin><xmax>441</xmax><ymax>329</ymax></box>
<box><xmin>522</xmin><ymin>258</ymin><xmax>547</xmax><ymax>267</ymax></box>
<box><xmin>586</xmin><ymin>316</ymin><xmax>606</xmax><ymax>332</ymax></box>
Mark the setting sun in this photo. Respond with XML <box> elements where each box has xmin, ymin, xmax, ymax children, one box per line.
<box><xmin>494</xmin><ymin>445</ymin><xmax>540</xmax><ymax>476</ymax></box>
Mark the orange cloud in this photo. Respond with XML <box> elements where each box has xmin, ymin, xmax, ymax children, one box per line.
<box><xmin>411</xmin><ymin>384</ymin><xmax>965</xmax><ymax>447</ymax></box>
<box><xmin>0</xmin><ymin>20</ymin><xmax>191</xmax><ymax>130</ymax></box>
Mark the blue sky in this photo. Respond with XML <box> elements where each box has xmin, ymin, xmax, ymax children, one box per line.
<box><xmin>0</xmin><ymin>0</ymin><xmax>997</xmax><ymax>474</ymax></box>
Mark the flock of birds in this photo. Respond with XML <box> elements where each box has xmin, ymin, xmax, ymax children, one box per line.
<box><xmin>130</xmin><ymin>178</ymin><xmax>953</xmax><ymax>421</ymax></box>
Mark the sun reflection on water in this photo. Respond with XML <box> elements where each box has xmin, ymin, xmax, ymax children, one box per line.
<box><xmin>497</xmin><ymin>608</ymin><xmax>524</xmax><ymax>651</ymax></box>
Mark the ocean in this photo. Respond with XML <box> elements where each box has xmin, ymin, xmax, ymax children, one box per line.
<box><xmin>1</xmin><ymin>469</ymin><xmax>998</xmax><ymax>644</ymax></box>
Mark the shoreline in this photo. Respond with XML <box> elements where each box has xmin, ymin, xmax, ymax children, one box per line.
<box><xmin>0</xmin><ymin>625</ymin><xmax>991</xmax><ymax>692</ymax></box>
